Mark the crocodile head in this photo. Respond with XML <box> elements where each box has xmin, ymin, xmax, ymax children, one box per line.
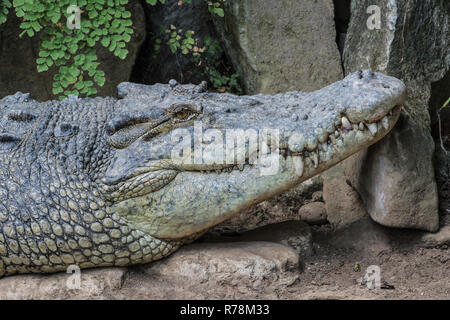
<box><xmin>101</xmin><ymin>70</ymin><xmax>406</xmax><ymax>240</ymax></box>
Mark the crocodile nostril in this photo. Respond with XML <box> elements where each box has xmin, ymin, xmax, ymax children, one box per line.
<box><xmin>358</xmin><ymin>70</ymin><xmax>363</xmax><ymax>79</ymax></box>
<box><xmin>7</xmin><ymin>110</ymin><xmax>37</xmax><ymax>122</ymax></box>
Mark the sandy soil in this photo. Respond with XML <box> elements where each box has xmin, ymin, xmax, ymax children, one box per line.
<box><xmin>284</xmin><ymin>227</ymin><xmax>449</xmax><ymax>300</ymax></box>
<box><xmin>115</xmin><ymin>220</ymin><xmax>449</xmax><ymax>300</ymax></box>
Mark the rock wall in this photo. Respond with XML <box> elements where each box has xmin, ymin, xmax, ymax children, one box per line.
<box><xmin>338</xmin><ymin>0</ymin><xmax>449</xmax><ymax>232</ymax></box>
<box><xmin>212</xmin><ymin>0</ymin><xmax>343</xmax><ymax>94</ymax></box>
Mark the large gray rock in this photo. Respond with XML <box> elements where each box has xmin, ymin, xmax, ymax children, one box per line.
<box><xmin>203</xmin><ymin>221</ymin><xmax>313</xmax><ymax>257</ymax></box>
<box><xmin>0</xmin><ymin>268</ymin><xmax>127</xmax><ymax>300</ymax></box>
<box><xmin>323</xmin><ymin>163</ymin><xmax>368</xmax><ymax>229</ymax></box>
<box><xmin>212</xmin><ymin>0</ymin><xmax>343</xmax><ymax>94</ymax></box>
<box><xmin>139</xmin><ymin>242</ymin><xmax>300</xmax><ymax>299</ymax></box>
<box><xmin>0</xmin><ymin>1</ymin><xmax>145</xmax><ymax>101</ymax></box>
<box><xmin>359</xmin><ymin>114</ymin><xmax>439</xmax><ymax>232</ymax></box>
<box><xmin>297</xmin><ymin>202</ymin><xmax>328</xmax><ymax>225</ymax></box>
<box><xmin>0</xmin><ymin>242</ymin><xmax>299</xmax><ymax>299</ymax></box>
<box><xmin>339</xmin><ymin>0</ymin><xmax>448</xmax><ymax>231</ymax></box>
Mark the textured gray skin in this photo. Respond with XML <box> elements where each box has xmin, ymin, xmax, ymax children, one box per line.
<box><xmin>0</xmin><ymin>70</ymin><xmax>406</xmax><ymax>277</ymax></box>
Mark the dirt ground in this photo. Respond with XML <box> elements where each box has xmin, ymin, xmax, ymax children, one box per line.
<box><xmin>113</xmin><ymin>220</ymin><xmax>449</xmax><ymax>300</ymax></box>
<box><xmin>284</xmin><ymin>227</ymin><xmax>449</xmax><ymax>300</ymax></box>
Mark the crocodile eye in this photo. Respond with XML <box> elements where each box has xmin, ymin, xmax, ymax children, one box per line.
<box><xmin>168</xmin><ymin>103</ymin><xmax>202</xmax><ymax>123</ymax></box>
<box><xmin>175</xmin><ymin>108</ymin><xmax>195</xmax><ymax>120</ymax></box>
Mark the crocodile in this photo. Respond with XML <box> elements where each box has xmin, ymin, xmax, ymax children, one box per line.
<box><xmin>0</xmin><ymin>70</ymin><xmax>406</xmax><ymax>277</ymax></box>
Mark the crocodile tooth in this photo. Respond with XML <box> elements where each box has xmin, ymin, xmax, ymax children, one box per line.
<box><xmin>311</xmin><ymin>151</ymin><xmax>319</xmax><ymax>168</ymax></box>
<box><xmin>326</xmin><ymin>123</ymin><xmax>336</xmax><ymax>134</ymax></box>
<box><xmin>315</xmin><ymin>128</ymin><xmax>328</xmax><ymax>143</ymax></box>
<box><xmin>215</xmin><ymin>170</ymin><xmax>221</xmax><ymax>174</ymax></box>
<box><xmin>322</xmin><ymin>143</ymin><xmax>328</xmax><ymax>152</ymax></box>
<box><xmin>359</xmin><ymin>122</ymin><xmax>365</xmax><ymax>131</ymax></box>
<box><xmin>288</xmin><ymin>132</ymin><xmax>305</xmax><ymax>152</ymax></box>
<box><xmin>238</xmin><ymin>164</ymin><xmax>244</xmax><ymax>171</ymax></box>
<box><xmin>341</xmin><ymin>116</ymin><xmax>352</xmax><ymax>130</ymax></box>
<box><xmin>367</xmin><ymin>123</ymin><xmax>378</xmax><ymax>136</ymax></box>
<box><xmin>292</xmin><ymin>156</ymin><xmax>304</xmax><ymax>177</ymax></box>
<box><xmin>335</xmin><ymin>130</ymin><xmax>339</xmax><ymax>137</ymax></box>
<box><xmin>330</xmin><ymin>134</ymin><xmax>337</xmax><ymax>144</ymax></box>
<box><xmin>382</xmin><ymin>116</ymin><xmax>389</xmax><ymax>130</ymax></box>
<box><xmin>306</xmin><ymin>136</ymin><xmax>318</xmax><ymax>151</ymax></box>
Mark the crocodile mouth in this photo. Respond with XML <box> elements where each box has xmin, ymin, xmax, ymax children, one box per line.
<box><xmin>183</xmin><ymin>103</ymin><xmax>403</xmax><ymax>175</ymax></box>
<box><xmin>102</xmin><ymin>103</ymin><xmax>402</xmax><ymax>203</ymax></box>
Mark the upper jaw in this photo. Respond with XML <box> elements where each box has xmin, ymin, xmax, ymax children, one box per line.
<box><xmin>102</xmin><ymin>70</ymin><xmax>406</xmax><ymax>190</ymax></box>
<box><xmin>101</xmin><ymin>101</ymin><xmax>403</xmax><ymax>197</ymax></box>
<box><xmin>102</xmin><ymin>71</ymin><xmax>406</xmax><ymax>239</ymax></box>
<box><xmin>338</xmin><ymin>70</ymin><xmax>407</xmax><ymax>123</ymax></box>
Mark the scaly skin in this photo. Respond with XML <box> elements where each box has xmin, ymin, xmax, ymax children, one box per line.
<box><xmin>0</xmin><ymin>70</ymin><xmax>406</xmax><ymax>277</ymax></box>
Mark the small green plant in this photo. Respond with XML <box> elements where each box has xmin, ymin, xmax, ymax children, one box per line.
<box><xmin>0</xmin><ymin>0</ymin><xmax>167</xmax><ymax>99</ymax></box>
<box><xmin>0</xmin><ymin>0</ymin><xmax>11</xmax><ymax>25</ymax></box>
<box><xmin>178</xmin><ymin>0</ymin><xmax>225</xmax><ymax>17</ymax></box>
<box><xmin>0</xmin><ymin>0</ymin><xmax>233</xmax><ymax>99</ymax></box>
<box><xmin>207</xmin><ymin>1</ymin><xmax>224</xmax><ymax>17</ymax></box>
<box><xmin>194</xmin><ymin>36</ymin><xmax>242</xmax><ymax>93</ymax></box>
<box><xmin>152</xmin><ymin>0</ymin><xmax>240</xmax><ymax>94</ymax></box>
<box><xmin>442</xmin><ymin>97</ymin><xmax>450</xmax><ymax>110</ymax></box>
<box><xmin>207</xmin><ymin>65</ymin><xmax>241</xmax><ymax>92</ymax></box>
<box><xmin>158</xmin><ymin>25</ymin><xmax>196</xmax><ymax>55</ymax></box>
